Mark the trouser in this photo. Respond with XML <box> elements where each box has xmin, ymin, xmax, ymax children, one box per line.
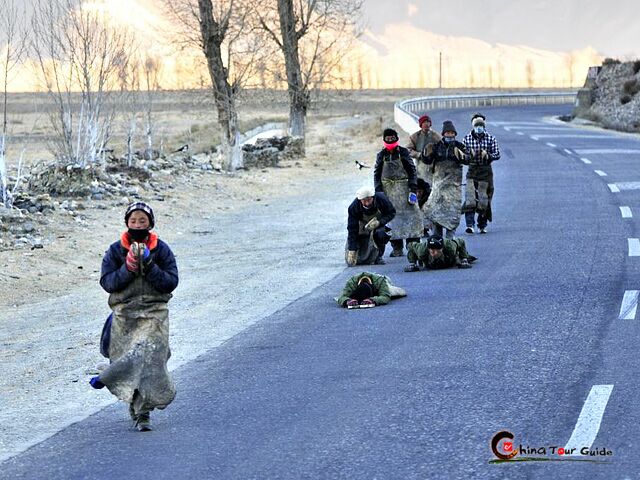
<box><xmin>465</xmin><ymin>211</ymin><xmax>488</xmax><ymax>229</ymax></box>
<box><xmin>390</xmin><ymin>238</ymin><xmax>420</xmax><ymax>252</ymax></box>
<box><xmin>373</xmin><ymin>228</ymin><xmax>391</xmax><ymax>258</ymax></box>
<box><xmin>433</xmin><ymin>223</ymin><xmax>455</xmax><ymax>239</ymax></box>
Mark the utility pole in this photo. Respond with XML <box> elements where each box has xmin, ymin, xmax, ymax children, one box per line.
<box><xmin>439</xmin><ymin>51</ymin><xmax>442</xmax><ymax>89</ymax></box>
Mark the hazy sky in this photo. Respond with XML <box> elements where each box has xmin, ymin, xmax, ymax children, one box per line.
<box><xmin>362</xmin><ymin>0</ymin><xmax>640</xmax><ymax>58</ymax></box>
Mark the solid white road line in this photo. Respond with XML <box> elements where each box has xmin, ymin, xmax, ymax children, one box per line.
<box><xmin>629</xmin><ymin>238</ymin><xmax>640</xmax><ymax>256</ymax></box>
<box><xmin>564</xmin><ymin>149</ymin><xmax>573</xmax><ymax>154</ymax></box>
<box><xmin>564</xmin><ymin>385</ymin><xmax>614</xmax><ymax>454</ymax></box>
<box><xmin>580</xmin><ymin>158</ymin><xmax>592</xmax><ymax>164</ymax></box>
<box><xmin>619</xmin><ymin>290</ymin><xmax>639</xmax><ymax>320</ymax></box>
<box><xmin>608</xmin><ymin>184</ymin><xmax>620</xmax><ymax>193</ymax></box>
<box><xmin>620</xmin><ymin>206</ymin><xmax>633</xmax><ymax>218</ymax></box>
<box><xmin>594</xmin><ymin>170</ymin><xmax>608</xmax><ymax>177</ymax></box>
<box><xmin>575</xmin><ymin>149</ymin><xmax>640</xmax><ymax>155</ymax></box>
<box><xmin>546</xmin><ymin>142</ymin><xmax>557</xmax><ymax>148</ymax></box>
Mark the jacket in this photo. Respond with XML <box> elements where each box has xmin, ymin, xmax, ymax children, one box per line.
<box><xmin>347</xmin><ymin>192</ymin><xmax>396</xmax><ymax>251</ymax></box>
<box><xmin>374</xmin><ymin>146</ymin><xmax>418</xmax><ymax>193</ymax></box>
<box><xmin>336</xmin><ymin>272</ymin><xmax>392</xmax><ymax>307</ymax></box>
<box><xmin>100</xmin><ymin>231</ymin><xmax>179</xmax><ymax>294</ymax></box>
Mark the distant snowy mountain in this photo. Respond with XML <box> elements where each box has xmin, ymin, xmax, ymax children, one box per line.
<box><xmin>343</xmin><ymin>23</ymin><xmax>602</xmax><ymax>88</ymax></box>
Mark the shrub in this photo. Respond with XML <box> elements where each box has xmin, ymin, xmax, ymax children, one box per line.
<box><xmin>603</xmin><ymin>58</ymin><xmax>621</xmax><ymax>66</ymax></box>
<box><xmin>620</xmin><ymin>94</ymin><xmax>632</xmax><ymax>105</ymax></box>
<box><xmin>633</xmin><ymin>60</ymin><xmax>640</xmax><ymax>74</ymax></box>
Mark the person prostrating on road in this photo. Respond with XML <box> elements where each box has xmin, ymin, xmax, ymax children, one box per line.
<box><xmin>336</xmin><ymin>272</ymin><xmax>407</xmax><ymax>308</ymax></box>
<box><xmin>404</xmin><ymin>235</ymin><xmax>476</xmax><ymax>272</ymax></box>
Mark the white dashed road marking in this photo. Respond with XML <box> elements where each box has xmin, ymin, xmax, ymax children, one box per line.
<box><xmin>575</xmin><ymin>149</ymin><xmax>640</xmax><ymax>155</ymax></box>
<box><xmin>594</xmin><ymin>170</ymin><xmax>607</xmax><ymax>177</ymax></box>
<box><xmin>619</xmin><ymin>291</ymin><xmax>639</xmax><ymax>320</ymax></box>
<box><xmin>493</xmin><ymin>121</ymin><xmax>544</xmax><ymax>126</ymax></box>
<box><xmin>531</xmin><ymin>135</ymin><xmax>611</xmax><ymax>140</ymax></box>
<box><xmin>580</xmin><ymin>158</ymin><xmax>592</xmax><ymax>164</ymax></box>
<box><xmin>505</xmin><ymin>126</ymin><xmax>575</xmax><ymax>131</ymax></box>
<box><xmin>628</xmin><ymin>238</ymin><xmax>640</xmax><ymax>257</ymax></box>
<box><xmin>546</xmin><ymin>142</ymin><xmax>557</xmax><ymax>148</ymax></box>
<box><xmin>608</xmin><ymin>184</ymin><xmax>620</xmax><ymax>193</ymax></box>
<box><xmin>564</xmin><ymin>385</ymin><xmax>614</xmax><ymax>455</ymax></box>
<box><xmin>620</xmin><ymin>206</ymin><xmax>632</xmax><ymax>218</ymax></box>
<box><xmin>516</xmin><ymin>132</ymin><xmax>524</xmax><ymax>135</ymax></box>
<box><xmin>614</xmin><ymin>182</ymin><xmax>640</xmax><ymax>191</ymax></box>
<box><xmin>564</xmin><ymin>149</ymin><xmax>572</xmax><ymax>155</ymax></box>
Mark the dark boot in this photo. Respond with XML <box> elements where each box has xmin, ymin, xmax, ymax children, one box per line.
<box><xmin>389</xmin><ymin>240</ymin><xmax>404</xmax><ymax>257</ymax></box>
<box><xmin>135</xmin><ymin>412</ymin><xmax>152</xmax><ymax>432</ymax></box>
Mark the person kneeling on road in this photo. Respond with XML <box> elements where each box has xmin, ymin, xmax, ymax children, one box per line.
<box><xmin>336</xmin><ymin>272</ymin><xmax>407</xmax><ymax>308</ymax></box>
<box><xmin>345</xmin><ymin>186</ymin><xmax>396</xmax><ymax>266</ymax></box>
<box><xmin>404</xmin><ymin>235</ymin><xmax>477</xmax><ymax>272</ymax></box>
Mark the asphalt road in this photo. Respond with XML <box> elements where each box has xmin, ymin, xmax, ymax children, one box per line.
<box><xmin>3</xmin><ymin>104</ymin><xmax>640</xmax><ymax>479</ymax></box>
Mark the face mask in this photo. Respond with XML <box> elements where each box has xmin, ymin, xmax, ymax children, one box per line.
<box><xmin>443</xmin><ymin>137</ymin><xmax>455</xmax><ymax>144</ymax></box>
<box><xmin>128</xmin><ymin>228</ymin><xmax>150</xmax><ymax>242</ymax></box>
<box><xmin>383</xmin><ymin>141</ymin><xmax>399</xmax><ymax>151</ymax></box>
<box><xmin>474</xmin><ymin>126</ymin><xmax>485</xmax><ymax>134</ymax></box>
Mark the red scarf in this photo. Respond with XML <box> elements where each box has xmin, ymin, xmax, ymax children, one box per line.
<box><xmin>120</xmin><ymin>231</ymin><xmax>159</xmax><ymax>251</ymax></box>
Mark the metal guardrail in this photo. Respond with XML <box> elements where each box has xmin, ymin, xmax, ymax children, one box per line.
<box><xmin>394</xmin><ymin>92</ymin><xmax>578</xmax><ymax>133</ymax></box>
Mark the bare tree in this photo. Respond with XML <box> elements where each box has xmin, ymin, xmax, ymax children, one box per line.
<box><xmin>142</xmin><ymin>55</ymin><xmax>162</xmax><ymax>160</ymax></box>
<box><xmin>165</xmin><ymin>0</ymin><xmax>264</xmax><ymax>171</ymax></box>
<box><xmin>0</xmin><ymin>0</ymin><xmax>28</xmax><ymax>207</ymax></box>
<box><xmin>117</xmin><ymin>51</ymin><xmax>142</xmax><ymax>167</ymax></box>
<box><xmin>253</xmin><ymin>0</ymin><xmax>363</xmax><ymax>139</ymax></box>
<box><xmin>31</xmin><ymin>0</ymin><xmax>133</xmax><ymax>167</ymax></box>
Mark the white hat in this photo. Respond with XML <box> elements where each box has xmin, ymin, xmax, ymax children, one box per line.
<box><xmin>356</xmin><ymin>186</ymin><xmax>375</xmax><ymax>200</ymax></box>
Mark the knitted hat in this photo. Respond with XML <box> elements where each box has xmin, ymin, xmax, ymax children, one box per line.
<box><xmin>418</xmin><ymin>115</ymin><xmax>432</xmax><ymax>127</ymax></box>
<box><xmin>427</xmin><ymin>235</ymin><xmax>444</xmax><ymax>249</ymax></box>
<box><xmin>356</xmin><ymin>186</ymin><xmax>375</xmax><ymax>200</ymax></box>
<box><xmin>124</xmin><ymin>201</ymin><xmax>155</xmax><ymax>228</ymax></box>
<box><xmin>441</xmin><ymin>120</ymin><xmax>457</xmax><ymax>135</ymax></box>
<box><xmin>383</xmin><ymin>128</ymin><xmax>398</xmax><ymax>140</ymax></box>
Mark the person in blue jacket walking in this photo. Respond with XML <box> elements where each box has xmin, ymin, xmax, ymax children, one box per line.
<box><xmin>90</xmin><ymin>201</ymin><xmax>179</xmax><ymax>432</ymax></box>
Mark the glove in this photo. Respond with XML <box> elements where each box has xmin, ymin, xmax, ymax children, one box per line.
<box><xmin>480</xmin><ymin>149</ymin><xmax>490</xmax><ymax>165</ymax></box>
<box><xmin>457</xmin><ymin>259</ymin><xmax>472</xmax><ymax>269</ymax></box>
<box><xmin>89</xmin><ymin>376</ymin><xmax>105</xmax><ymax>389</ymax></box>
<box><xmin>360</xmin><ymin>299</ymin><xmax>375</xmax><ymax>306</ymax></box>
<box><xmin>125</xmin><ymin>247</ymin><xmax>139</xmax><ymax>273</ymax></box>
<box><xmin>453</xmin><ymin>147</ymin><xmax>465</xmax><ymax>161</ymax></box>
<box><xmin>346</xmin><ymin>250</ymin><xmax>357</xmax><ymax>266</ymax></box>
<box><xmin>408</xmin><ymin>192</ymin><xmax>418</xmax><ymax>205</ymax></box>
<box><xmin>364</xmin><ymin>218</ymin><xmax>380</xmax><ymax>231</ymax></box>
<box><xmin>346</xmin><ymin>299</ymin><xmax>359</xmax><ymax>308</ymax></box>
<box><xmin>139</xmin><ymin>245</ymin><xmax>152</xmax><ymax>273</ymax></box>
<box><xmin>422</xmin><ymin>144</ymin><xmax>433</xmax><ymax>158</ymax></box>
